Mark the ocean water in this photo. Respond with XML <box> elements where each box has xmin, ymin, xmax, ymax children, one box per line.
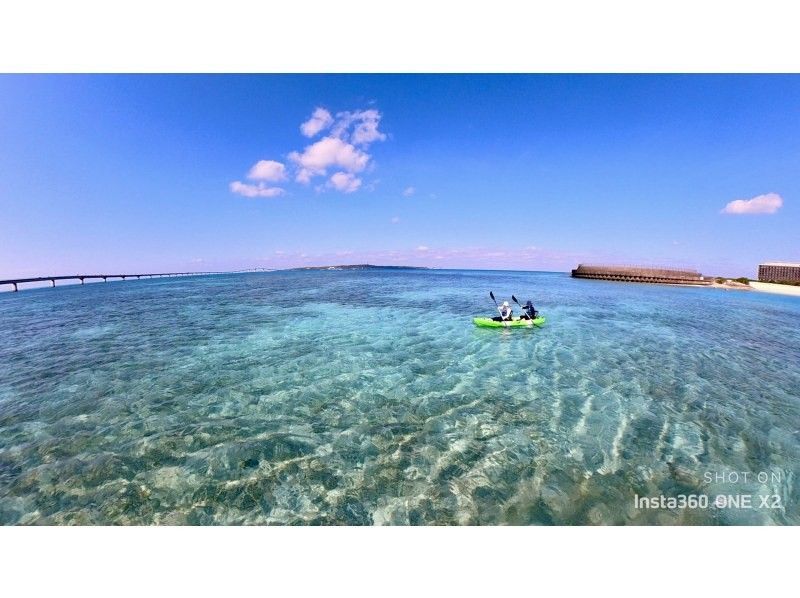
<box><xmin>1</xmin><ymin>269</ymin><xmax>799</xmax><ymax>525</ymax></box>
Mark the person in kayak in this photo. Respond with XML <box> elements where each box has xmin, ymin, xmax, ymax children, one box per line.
<box><xmin>520</xmin><ymin>300</ymin><xmax>538</xmax><ymax>320</ymax></box>
<box><xmin>499</xmin><ymin>300</ymin><xmax>513</xmax><ymax>320</ymax></box>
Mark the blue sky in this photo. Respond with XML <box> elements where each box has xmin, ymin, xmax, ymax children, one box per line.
<box><xmin>1</xmin><ymin>74</ymin><xmax>798</xmax><ymax>278</ymax></box>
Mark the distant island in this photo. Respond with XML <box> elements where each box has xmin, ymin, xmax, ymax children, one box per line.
<box><xmin>291</xmin><ymin>264</ymin><xmax>430</xmax><ymax>271</ymax></box>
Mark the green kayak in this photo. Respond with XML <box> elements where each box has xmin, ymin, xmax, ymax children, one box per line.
<box><xmin>473</xmin><ymin>316</ymin><xmax>546</xmax><ymax>328</ymax></box>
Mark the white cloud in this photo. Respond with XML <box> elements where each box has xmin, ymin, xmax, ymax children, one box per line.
<box><xmin>229</xmin><ymin>181</ymin><xmax>285</xmax><ymax>198</ymax></box>
<box><xmin>402</xmin><ymin>186</ymin><xmax>415</xmax><ymax>197</ymax></box>
<box><xmin>300</xmin><ymin>107</ymin><xmax>333</xmax><ymax>138</ymax></box>
<box><xmin>330</xmin><ymin>109</ymin><xmax>386</xmax><ymax>146</ymax></box>
<box><xmin>289</xmin><ymin>136</ymin><xmax>370</xmax><ymax>184</ymax></box>
<box><xmin>328</xmin><ymin>171</ymin><xmax>362</xmax><ymax>193</ymax></box>
<box><xmin>247</xmin><ymin>160</ymin><xmax>286</xmax><ymax>182</ymax></box>
<box><xmin>721</xmin><ymin>192</ymin><xmax>783</xmax><ymax>215</ymax></box>
<box><xmin>391</xmin><ymin>216</ymin><xmax>400</xmax><ymax>224</ymax></box>
<box><xmin>234</xmin><ymin>105</ymin><xmax>387</xmax><ymax>195</ymax></box>
<box><xmin>416</xmin><ymin>245</ymin><xmax>429</xmax><ymax>252</ymax></box>
<box><xmin>350</xmin><ymin>110</ymin><xmax>386</xmax><ymax>146</ymax></box>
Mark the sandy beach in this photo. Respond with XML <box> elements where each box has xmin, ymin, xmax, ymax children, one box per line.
<box><xmin>707</xmin><ymin>280</ymin><xmax>752</xmax><ymax>291</ymax></box>
<box><xmin>749</xmin><ymin>281</ymin><xmax>800</xmax><ymax>297</ymax></box>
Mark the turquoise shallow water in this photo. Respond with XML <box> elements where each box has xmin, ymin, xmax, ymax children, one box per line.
<box><xmin>1</xmin><ymin>269</ymin><xmax>799</xmax><ymax>525</ymax></box>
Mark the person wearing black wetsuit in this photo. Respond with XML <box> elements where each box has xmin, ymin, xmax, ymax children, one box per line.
<box><xmin>521</xmin><ymin>300</ymin><xmax>537</xmax><ymax>320</ymax></box>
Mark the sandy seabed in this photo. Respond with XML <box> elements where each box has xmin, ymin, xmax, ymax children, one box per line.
<box><xmin>2</xmin><ymin>270</ymin><xmax>799</xmax><ymax>525</ymax></box>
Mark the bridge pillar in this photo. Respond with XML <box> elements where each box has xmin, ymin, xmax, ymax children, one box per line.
<box><xmin>80</xmin><ymin>277</ymin><xmax>85</xmax><ymax>285</ymax></box>
<box><xmin>50</xmin><ymin>279</ymin><xmax>55</xmax><ymax>288</ymax></box>
<box><xmin>103</xmin><ymin>277</ymin><xmax>107</xmax><ymax>282</ymax></box>
<box><xmin>13</xmin><ymin>283</ymin><xmax>18</xmax><ymax>292</ymax></box>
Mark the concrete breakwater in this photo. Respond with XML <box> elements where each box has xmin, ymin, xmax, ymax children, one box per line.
<box><xmin>571</xmin><ymin>264</ymin><xmax>710</xmax><ymax>285</ymax></box>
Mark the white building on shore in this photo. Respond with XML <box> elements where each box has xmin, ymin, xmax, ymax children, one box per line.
<box><xmin>758</xmin><ymin>262</ymin><xmax>800</xmax><ymax>283</ymax></box>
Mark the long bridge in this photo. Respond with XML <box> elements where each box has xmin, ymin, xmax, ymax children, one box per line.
<box><xmin>0</xmin><ymin>271</ymin><xmax>219</xmax><ymax>293</ymax></box>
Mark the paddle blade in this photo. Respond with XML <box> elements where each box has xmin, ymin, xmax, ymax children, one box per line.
<box><xmin>512</xmin><ymin>295</ymin><xmax>519</xmax><ymax>304</ymax></box>
<box><xmin>489</xmin><ymin>291</ymin><xmax>495</xmax><ymax>301</ymax></box>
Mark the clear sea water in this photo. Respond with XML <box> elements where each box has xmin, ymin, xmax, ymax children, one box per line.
<box><xmin>1</xmin><ymin>269</ymin><xmax>799</xmax><ymax>525</ymax></box>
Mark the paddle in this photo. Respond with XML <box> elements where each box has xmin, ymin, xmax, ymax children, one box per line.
<box><xmin>511</xmin><ymin>294</ymin><xmax>524</xmax><ymax>321</ymax></box>
<box><xmin>489</xmin><ymin>291</ymin><xmax>504</xmax><ymax>321</ymax></box>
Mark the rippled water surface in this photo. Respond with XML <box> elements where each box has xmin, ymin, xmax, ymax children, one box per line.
<box><xmin>1</xmin><ymin>269</ymin><xmax>799</xmax><ymax>525</ymax></box>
